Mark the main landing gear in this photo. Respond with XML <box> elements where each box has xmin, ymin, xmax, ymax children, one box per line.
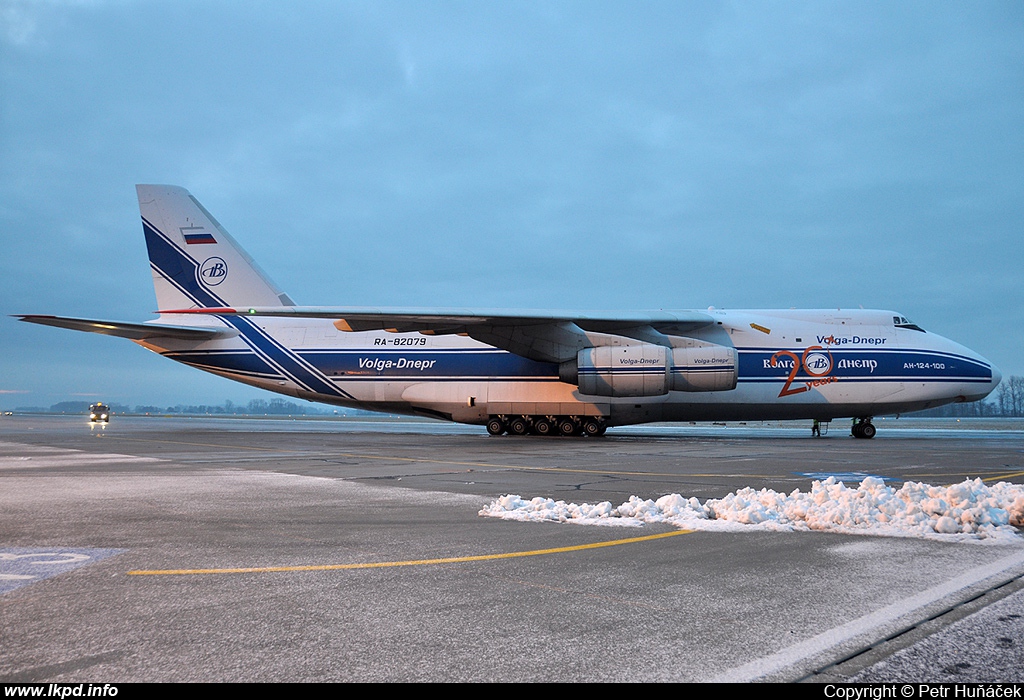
<box><xmin>851</xmin><ymin>417</ymin><xmax>876</xmax><ymax>439</ymax></box>
<box><xmin>486</xmin><ymin>415</ymin><xmax>607</xmax><ymax>437</ymax></box>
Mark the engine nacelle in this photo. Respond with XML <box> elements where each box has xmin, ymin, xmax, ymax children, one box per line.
<box><xmin>571</xmin><ymin>344</ymin><xmax>670</xmax><ymax>397</ymax></box>
<box><xmin>560</xmin><ymin>341</ymin><xmax>738</xmax><ymax>397</ymax></box>
<box><xmin>670</xmin><ymin>343</ymin><xmax>738</xmax><ymax>392</ymax></box>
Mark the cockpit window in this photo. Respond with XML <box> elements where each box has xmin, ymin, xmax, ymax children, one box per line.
<box><xmin>893</xmin><ymin>315</ymin><xmax>925</xmax><ymax>332</ymax></box>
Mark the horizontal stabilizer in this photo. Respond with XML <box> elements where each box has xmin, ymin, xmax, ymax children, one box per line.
<box><xmin>15</xmin><ymin>315</ymin><xmax>238</xmax><ymax>341</ymax></box>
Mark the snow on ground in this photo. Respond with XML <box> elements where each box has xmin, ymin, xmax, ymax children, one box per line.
<box><xmin>479</xmin><ymin>478</ymin><xmax>1024</xmax><ymax>543</ymax></box>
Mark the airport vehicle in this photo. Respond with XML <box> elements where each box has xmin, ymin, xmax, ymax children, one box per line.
<box><xmin>18</xmin><ymin>185</ymin><xmax>1001</xmax><ymax>438</ymax></box>
<box><xmin>89</xmin><ymin>403</ymin><xmax>111</xmax><ymax>423</ymax></box>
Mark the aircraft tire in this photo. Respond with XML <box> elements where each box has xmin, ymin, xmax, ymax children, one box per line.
<box><xmin>508</xmin><ymin>417</ymin><xmax>530</xmax><ymax>436</ymax></box>
<box><xmin>860</xmin><ymin>422</ymin><xmax>876</xmax><ymax>439</ymax></box>
<box><xmin>486</xmin><ymin>418</ymin><xmax>505</xmax><ymax>436</ymax></box>
<box><xmin>533</xmin><ymin>419</ymin><xmax>555</xmax><ymax>436</ymax></box>
<box><xmin>557</xmin><ymin>417</ymin><xmax>578</xmax><ymax>436</ymax></box>
<box><xmin>582</xmin><ymin>418</ymin><xmax>604</xmax><ymax>437</ymax></box>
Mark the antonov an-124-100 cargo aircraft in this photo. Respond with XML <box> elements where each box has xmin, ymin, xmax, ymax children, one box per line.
<box><xmin>18</xmin><ymin>185</ymin><xmax>1001</xmax><ymax>439</ymax></box>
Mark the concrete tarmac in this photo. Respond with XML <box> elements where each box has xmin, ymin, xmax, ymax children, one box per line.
<box><xmin>1</xmin><ymin>415</ymin><xmax>1022</xmax><ymax>682</ymax></box>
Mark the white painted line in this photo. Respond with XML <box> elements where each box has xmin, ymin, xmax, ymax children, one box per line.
<box><xmin>0</xmin><ymin>441</ymin><xmax>160</xmax><ymax>469</ymax></box>
<box><xmin>0</xmin><ymin>548</ymin><xmax>126</xmax><ymax>594</ymax></box>
<box><xmin>710</xmin><ymin>550</ymin><xmax>1024</xmax><ymax>682</ymax></box>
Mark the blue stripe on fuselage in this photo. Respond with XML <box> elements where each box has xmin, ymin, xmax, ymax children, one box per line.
<box><xmin>296</xmin><ymin>349</ymin><xmax>557</xmax><ymax>379</ymax></box>
<box><xmin>143</xmin><ymin>218</ymin><xmax>354</xmax><ymax>399</ymax></box>
<box><xmin>737</xmin><ymin>348</ymin><xmax>992</xmax><ymax>383</ymax></box>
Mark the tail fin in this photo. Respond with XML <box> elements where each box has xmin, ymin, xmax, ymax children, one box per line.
<box><xmin>136</xmin><ymin>185</ymin><xmax>295</xmax><ymax>311</ymax></box>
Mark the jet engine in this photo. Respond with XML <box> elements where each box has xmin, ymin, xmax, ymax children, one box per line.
<box><xmin>573</xmin><ymin>344</ymin><xmax>670</xmax><ymax>397</ymax></box>
<box><xmin>670</xmin><ymin>342</ymin><xmax>738</xmax><ymax>392</ymax></box>
<box><xmin>560</xmin><ymin>341</ymin><xmax>737</xmax><ymax>397</ymax></box>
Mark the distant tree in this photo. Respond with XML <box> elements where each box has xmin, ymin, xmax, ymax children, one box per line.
<box><xmin>267</xmin><ymin>398</ymin><xmax>294</xmax><ymax>414</ymax></box>
<box><xmin>915</xmin><ymin>375</ymin><xmax>1021</xmax><ymax>417</ymax></box>
<box><xmin>50</xmin><ymin>401</ymin><xmax>92</xmax><ymax>413</ymax></box>
<box><xmin>996</xmin><ymin>376</ymin><xmax>1024</xmax><ymax>417</ymax></box>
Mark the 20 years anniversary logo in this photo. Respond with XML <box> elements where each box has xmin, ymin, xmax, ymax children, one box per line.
<box><xmin>770</xmin><ymin>346</ymin><xmax>838</xmax><ymax>397</ymax></box>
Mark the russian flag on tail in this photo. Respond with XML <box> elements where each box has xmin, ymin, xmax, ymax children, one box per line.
<box><xmin>181</xmin><ymin>226</ymin><xmax>217</xmax><ymax>245</ymax></box>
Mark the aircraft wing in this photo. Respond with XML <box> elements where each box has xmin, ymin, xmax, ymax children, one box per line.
<box><xmin>16</xmin><ymin>315</ymin><xmax>239</xmax><ymax>341</ymax></box>
<box><xmin>156</xmin><ymin>306</ymin><xmax>716</xmax><ymax>363</ymax></box>
<box><xmin>157</xmin><ymin>306</ymin><xmax>714</xmax><ymax>330</ymax></box>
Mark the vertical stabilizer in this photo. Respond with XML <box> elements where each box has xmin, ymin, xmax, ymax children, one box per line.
<box><xmin>136</xmin><ymin>185</ymin><xmax>295</xmax><ymax>311</ymax></box>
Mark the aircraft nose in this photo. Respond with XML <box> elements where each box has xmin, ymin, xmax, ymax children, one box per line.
<box><xmin>940</xmin><ymin>333</ymin><xmax>1002</xmax><ymax>401</ymax></box>
<box><xmin>990</xmin><ymin>363</ymin><xmax>1002</xmax><ymax>390</ymax></box>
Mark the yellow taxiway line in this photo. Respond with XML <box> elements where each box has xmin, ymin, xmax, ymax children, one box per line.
<box><xmin>981</xmin><ymin>469</ymin><xmax>1024</xmax><ymax>483</ymax></box>
<box><xmin>128</xmin><ymin>529</ymin><xmax>690</xmax><ymax>576</ymax></box>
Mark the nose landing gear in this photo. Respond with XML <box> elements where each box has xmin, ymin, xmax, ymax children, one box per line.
<box><xmin>851</xmin><ymin>418</ymin><xmax>876</xmax><ymax>439</ymax></box>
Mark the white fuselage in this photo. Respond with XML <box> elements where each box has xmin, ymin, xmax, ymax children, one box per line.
<box><xmin>140</xmin><ymin>308</ymin><xmax>999</xmax><ymax>427</ymax></box>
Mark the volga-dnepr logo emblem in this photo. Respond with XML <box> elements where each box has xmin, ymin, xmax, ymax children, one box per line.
<box><xmin>803</xmin><ymin>352</ymin><xmax>832</xmax><ymax>377</ymax></box>
<box><xmin>198</xmin><ymin>257</ymin><xmax>228</xmax><ymax>287</ymax></box>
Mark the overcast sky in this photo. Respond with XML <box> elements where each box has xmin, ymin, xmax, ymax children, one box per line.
<box><xmin>2</xmin><ymin>1</ymin><xmax>1021</xmax><ymax>409</ymax></box>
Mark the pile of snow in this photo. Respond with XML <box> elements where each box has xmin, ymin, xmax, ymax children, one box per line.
<box><xmin>479</xmin><ymin>477</ymin><xmax>1024</xmax><ymax>543</ymax></box>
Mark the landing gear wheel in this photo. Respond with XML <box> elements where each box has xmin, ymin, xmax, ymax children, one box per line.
<box><xmin>557</xmin><ymin>417</ymin><xmax>578</xmax><ymax>436</ymax></box>
<box><xmin>533</xmin><ymin>419</ymin><xmax>554</xmax><ymax>436</ymax></box>
<box><xmin>486</xmin><ymin>418</ymin><xmax>505</xmax><ymax>436</ymax></box>
<box><xmin>582</xmin><ymin>418</ymin><xmax>605</xmax><ymax>437</ymax></box>
<box><xmin>852</xmin><ymin>419</ymin><xmax>876</xmax><ymax>439</ymax></box>
<box><xmin>508</xmin><ymin>417</ymin><xmax>529</xmax><ymax>436</ymax></box>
